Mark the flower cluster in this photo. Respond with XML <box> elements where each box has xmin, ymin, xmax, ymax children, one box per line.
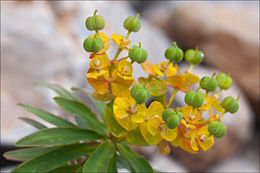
<box><xmin>83</xmin><ymin>10</ymin><xmax>239</xmax><ymax>154</ymax></box>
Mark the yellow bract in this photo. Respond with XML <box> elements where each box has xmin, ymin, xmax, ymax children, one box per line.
<box><xmin>141</xmin><ymin>101</ymin><xmax>178</xmax><ymax>145</ymax></box>
<box><xmin>166</xmin><ymin>65</ymin><xmax>200</xmax><ymax>92</ymax></box>
<box><xmin>199</xmin><ymin>94</ymin><xmax>224</xmax><ymax>113</ymax></box>
<box><xmin>190</xmin><ymin>126</ymin><xmax>214</xmax><ymax>151</ymax></box>
<box><xmin>160</xmin><ymin>61</ymin><xmax>176</xmax><ymax>77</ymax></box>
<box><xmin>111</xmin><ymin>33</ymin><xmax>131</xmax><ymax>50</ymax></box>
<box><xmin>113</xmin><ymin>96</ymin><xmax>148</xmax><ymax>123</ymax></box>
<box><xmin>182</xmin><ymin>106</ymin><xmax>202</xmax><ymax>124</ymax></box>
<box><xmin>116</xmin><ymin>60</ymin><xmax>134</xmax><ymax>80</ymax></box>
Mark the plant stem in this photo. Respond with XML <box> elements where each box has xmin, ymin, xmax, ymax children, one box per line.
<box><xmin>216</xmin><ymin>89</ymin><xmax>222</xmax><ymax>97</ymax></box>
<box><xmin>192</xmin><ymin>119</ymin><xmax>210</xmax><ymax>125</ymax></box>
<box><xmin>218</xmin><ymin>111</ymin><xmax>226</xmax><ymax>122</ymax></box>
<box><xmin>166</xmin><ymin>88</ymin><xmax>178</xmax><ymax>108</ymax></box>
<box><xmin>113</xmin><ymin>48</ymin><xmax>122</xmax><ymax>61</ymax></box>
<box><xmin>188</xmin><ymin>64</ymin><xmax>193</xmax><ymax>72</ymax></box>
<box><xmin>126</xmin><ymin>31</ymin><xmax>131</xmax><ymax>39</ymax></box>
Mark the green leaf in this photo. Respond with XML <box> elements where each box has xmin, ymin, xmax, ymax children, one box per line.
<box><xmin>4</xmin><ymin>146</ymin><xmax>59</xmax><ymax>161</ymax></box>
<box><xmin>117</xmin><ymin>143</ymin><xmax>153</xmax><ymax>172</ymax></box>
<box><xmin>18</xmin><ymin>104</ymin><xmax>76</xmax><ymax>128</ymax></box>
<box><xmin>47</xmin><ymin>164</ymin><xmax>81</xmax><ymax>173</ymax></box>
<box><xmin>75</xmin><ymin>117</ymin><xmax>89</xmax><ymax>129</ymax></box>
<box><xmin>54</xmin><ymin>97</ymin><xmax>108</xmax><ymax>137</ymax></box>
<box><xmin>35</xmin><ymin>82</ymin><xmax>76</xmax><ymax>99</ymax></box>
<box><xmin>15</xmin><ymin>127</ymin><xmax>103</xmax><ymax>147</ymax></box>
<box><xmin>107</xmin><ymin>150</ymin><xmax>117</xmax><ymax>173</ymax></box>
<box><xmin>105</xmin><ymin>102</ymin><xmax>127</xmax><ymax>137</ymax></box>
<box><xmin>153</xmin><ymin>95</ymin><xmax>166</xmax><ymax>108</ymax></box>
<box><xmin>83</xmin><ymin>141</ymin><xmax>115</xmax><ymax>172</ymax></box>
<box><xmin>72</xmin><ymin>88</ymin><xmax>106</xmax><ymax>122</ymax></box>
<box><xmin>19</xmin><ymin>117</ymin><xmax>47</xmax><ymax>129</ymax></box>
<box><xmin>147</xmin><ymin>80</ymin><xmax>168</xmax><ymax>97</ymax></box>
<box><xmin>12</xmin><ymin>143</ymin><xmax>96</xmax><ymax>173</ymax></box>
<box><xmin>126</xmin><ymin>126</ymin><xmax>147</xmax><ymax>145</ymax></box>
<box><xmin>117</xmin><ymin>154</ymin><xmax>133</xmax><ymax>172</ymax></box>
<box><xmin>76</xmin><ymin>166</ymin><xmax>83</xmax><ymax>173</ymax></box>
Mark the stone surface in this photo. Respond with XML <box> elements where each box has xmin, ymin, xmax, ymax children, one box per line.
<box><xmin>143</xmin><ymin>1</ymin><xmax>260</xmax><ymax>115</ymax></box>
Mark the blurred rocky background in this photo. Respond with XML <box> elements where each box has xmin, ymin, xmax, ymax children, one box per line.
<box><xmin>1</xmin><ymin>1</ymin><xmax>259</xmax><ymax>172</ymax></box>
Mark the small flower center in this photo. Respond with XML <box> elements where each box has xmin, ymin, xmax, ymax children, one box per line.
<box><xmin>199</xmin><ymin>134</ymin><xmax>207</xmax><ymax>142</ymax></box>
<box><xmin>127</xmin><ymin>102</ymin><xmax>138</xmax><ymax>114</ymax></box>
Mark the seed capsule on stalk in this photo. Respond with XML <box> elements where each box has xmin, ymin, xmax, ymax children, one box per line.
<box><xmin>185</xmin><ymin>48</ymin><xmax>204</xmax><ymax>65</ymax></box>
<box><xmin>221</xmin><ymin>96</ymin><xmax>239</xmax><ymax>113</ymax></box>
<box><xmin>129</xmin><ymin>43</ymin><xmax>148</xmax><ymax>64</ymax></box>
<box><xmin>208</xmin><ymin>121</ymin><xmax>227</xmax><ymax>138</ymax></box>
<box><xmin>164</xmin><ymin>42</ymin><xmax>184</xmax><ymax>63</ymax></box>
<box><xmin>124</xmin><ymin>14</ymin><xmax>141</xmax><ymax>33</ymax></box>
<box><xmin>85</xmin><ymin>10</ymin><xmax>105</xmax><ymax>31</ymax></box>
<box><xmin>83</xmin><ymin>37</ymin><xmax>103</xmax><ymax>53</ymax></box>
<box><xmin>200</xmin><ymin>76</ymin><xmax>218</xmax><ymax>92</ymax></box>
<box><xmin>130</xmin><ymin>84</ymin><xmax>150</xmax><ymax>104</ymax></box>
<box><xmin>162</xmin><ymin>110</ymin><xmax>182</xmax><ymax>129</ymax></box>
<box><xmin>216</xmin><ymin>73</ymin><xmax>232</xmax><ymax>90</ymax></box>
<box><xmin>184</xmin><ymin>91</ymin><xmax>204</xmax><ymax>108</ymax></box>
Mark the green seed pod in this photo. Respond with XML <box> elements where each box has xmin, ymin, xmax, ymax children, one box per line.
<box><xmin>200</xmin><ymin>76</ymin><xmax>218</xmax><ymax>92</ymax></box>
<box><xmin>129</xmin><ymin>44</ymin><xmax>148</xmax><ymax>63</ymax></box>
<box><xmin>221</xmin><ymin>96</ymin><xmax>239</xmax><ymax>113</ymax></box>
<box><xmin>162</xmin><ymin>110</ymin><xmax>176</xmax><ymax>122</ymax></box>
<box><xmin>130</xmin><ymin>84</ymin><xmax>150</xmax><ymax>104</ymax></box>
<box><xmin>184</xmin><ymin>91</ymin><xmax>204</xmax><ymax>108</ymax></box>
<box><xmin>85</xmin><ymin>10</ymin><xmax>105</xmax><ymax>31</ymax></box>
<box><xmin>164</xmin><ymin>42</ymin><xmax>184</xmax><ymax>63</ymax></box>
<box><xmin>216</xmin><ymin>73</ymin><xmax>232</xmax><ymax>90</ymax></box>
<box><xmin>185</xmin><ymin>49</ymin><xmax>204</xmax><ymax>65</ymax></box>
<box><xmin>208</xmin><ymin>121</ymin><xmax>227</xmax><ymax>138</ymax></box>
<box><xmin>162</xmin><ymin>110</ymin><xmax>182</xmax><ymax>129</ymax></box>
<box><xmin>176</xmin><ymin>111</ymin><xmax>183</xmax><ymax>121</ymax></box>
<box><xmin>83</xmin><ymin>37</ymin><xmax>103</xmax><ymax>53</ymax></box>
<box><xmin>166</xmin><ymin>115</ymin><xmax>180</xmax><ymax>129</ymax></box>
<box><xmin>123</xmin><ymin>14</ymin><xmax>141</xmax><ymax>33</ymax></box>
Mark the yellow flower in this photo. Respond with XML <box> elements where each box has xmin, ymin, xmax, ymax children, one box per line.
<box><xmin>141</xmin><ymin>60</ymin><xmax>164</xmax><ymax>77</ymax></box>
<box><xmin>87</xmin><ymin>56</ymin><xmax>134</xmax><ymax>96</ymax></box>
<box><xmin>190</xmin><ymin>126</ymin><xmax>214</xmax><ymax>151</ymax></box>
<box><xmin>116</xmin><ymin>59</ymin><xmax>134</xmax><ymax>80</ymax></box>
<box><xmin>111</xmin><ymin>33</ymin><xmax>130</xmax><ymax>50</ymax></box>
<box><xmin>166</xmin><ymin>64</ymin><xmax>200</xmax><ymax>92</ymax></box>
<box><xmin>182</xmin><ymin>106</ymin><xmax>202</xmax><ymax>124</ymax></box>
<box><xmin>171</xmin><ymin>134</ymin><xmax>199</xmax><ymax>154</ymax></box>
<box><xmin>140</xmin><ymin>101</ymin><xmax>178</xmax><ymax>145</ymax></box>
<box><xmin>199</xmin><ymin>94</ymin><xmax>225</xmax><ymax>113</ymax></box>
<box><xmin>90</xmin><ymin>32</ymin><xmax>110</xmax><ymax>54</ymax></box>
<box><xmin>113</xmin><ymin>93</ymin><xmax>148</xmax><ymax>130</ymax></box>
<box><xmin>160</xmin><ymin>61</ymin><xmax>177</xmax><ymax>77</ymax></box>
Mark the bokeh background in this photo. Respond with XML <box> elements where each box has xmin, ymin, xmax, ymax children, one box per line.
<box><xmin>1</xmin><ymin>1</ymin><xmax>259</xmax><ymax>172</ymax></box>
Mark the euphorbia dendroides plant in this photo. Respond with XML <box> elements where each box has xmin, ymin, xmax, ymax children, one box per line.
<box><xmin>4</xmin><ymin>10</ymin><xmax>239</xmax><ymax>172</ymax></box>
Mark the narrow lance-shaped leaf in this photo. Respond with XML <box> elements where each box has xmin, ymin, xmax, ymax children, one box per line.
<box><xmin>117</xmin><ymin>154</ymin><xmax>133</xmax><ymax>172</ymax></box>
<box><xmin>19</xmin><ymin>117</ymin><xmax>47</xmax><ymax>129</ymax></box>
<box><xmin>54</xmin><ymin>97</ymin><xmax>108</xmax><ymax>137</ymax></box>
<box><xmin>4</xmin><ymin>146</ymin><xmax>59</xmax><ymax>162</ymax></box>
<box><xmin>117</xmin><ymin>143</ymin><xmax>153</xmax><ymax>172</ymax></box>
<box><xmin>35</xmin><ymin>82</ymin><xmax>76</xmax><ymax>99</ymax></box>
<box><xmin>72</xmin><ymin>88</ymin><xmax>106</xmax><ymax>122</ymax></box>
<box><xmin>107</xmin><ymin>150</ymin><xmax>117</xmax><ymax>173</ymax></box>
<box><xmin>16</xmin><ymin>127</ymin><xmax>104</xmax><ymax>147</ymax></box>
<box><xmin>47</xmin><ymin>164</ymin><xmax>81</xmax><ymax>173</ymax></box>
<box><xmin>12</xmin><ymin>143</ymin><xmax>97</xmax><ymax>173</ymax></box>
<box><xmin>83</xmin><ymin>141</ymin><xmax>115</xmax><ymax>172</ymax></box>
<box><xmin>18</xmin><ymin>104</ymin><xmax>76</xmax><ymax>128</ymax></box>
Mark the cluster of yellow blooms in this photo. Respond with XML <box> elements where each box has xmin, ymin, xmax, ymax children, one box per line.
<box><xmin>84</xmin><ymin>10</ymin><xmax>239</xmax><ymax>154</ymax></box>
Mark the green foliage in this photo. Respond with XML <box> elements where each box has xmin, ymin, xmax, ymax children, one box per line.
<box><xmin>4</xmin><ymin>82</ymin><xmax>154</xmax><ymax>172</ymax></box>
